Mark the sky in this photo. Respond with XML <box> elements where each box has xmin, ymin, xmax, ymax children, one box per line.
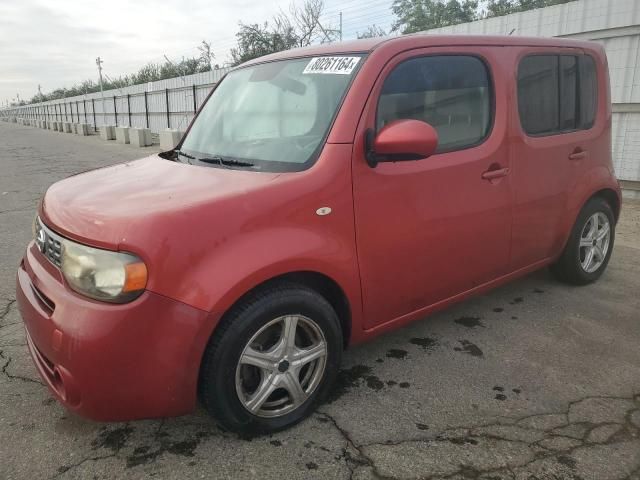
<box><xmin>0</xmin><ymin>0</ymin><xmax>396</xmax><ymax>106</ymax></box>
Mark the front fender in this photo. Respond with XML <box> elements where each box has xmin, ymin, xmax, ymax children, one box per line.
<box><xmin>198</xmin><ymin>226</ymin><xmax>361</xmax><ymax>318</ymax></box>
<box><xmin>180</xmin><ymin>225</ymin><xmax>363</xmax><ymax>380</ymax></box>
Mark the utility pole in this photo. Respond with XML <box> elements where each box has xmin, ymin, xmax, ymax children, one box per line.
<box><xmin>96</xmin><ymin>57</ymin><xmax>106</xmax><ymax>126</ymax></box>
<box><xmin>38</xmin><ymin>84</ymin><xmax>43</xmax><ymax>102</ymax></box>
<box><xmin>339</xmin><ymin>12</ymin><xmax>343</xmax><ymax>41</ymax></box>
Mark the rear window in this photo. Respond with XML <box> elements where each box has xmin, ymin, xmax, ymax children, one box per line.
<box><xmin>518</xmin><ymin>54</ymin><xmax>598</xmax><ymax>136</ymax></box>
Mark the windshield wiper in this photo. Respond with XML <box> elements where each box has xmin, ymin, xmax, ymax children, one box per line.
<box><xmin>175</xmin><ymin>150</ymin><xmax>196</xmax><ymax>164</ymax></box>
<box><xmin>197</xmin><ymin>156</ymin><xmax>255</xmax><ymax>168</ymax></box>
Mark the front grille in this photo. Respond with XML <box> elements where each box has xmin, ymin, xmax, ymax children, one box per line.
<box><xmin>34</xmin><ymin>217</ymin><xmax>63</xmax><ymax>268</ymax></box>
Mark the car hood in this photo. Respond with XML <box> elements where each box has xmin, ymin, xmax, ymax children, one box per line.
<box><xmin>40</xmin><ymin>155</ymin><xmax>281</xmax><ymax>249</ymax></box>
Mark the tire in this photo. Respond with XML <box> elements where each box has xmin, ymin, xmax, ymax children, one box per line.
<box><xmin>550</xmin><ymin>196</ymin><xmax>615</xmax><ymax>285</ymax></box>
<box><xmin>199</xmin><ymin>281</ymin><xmax>342</xmax><ymax>435</ymax></box>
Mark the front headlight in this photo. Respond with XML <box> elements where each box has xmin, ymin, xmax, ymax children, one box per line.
<box><xmin>61</xmin><ymin>241</ymin><xmax>147</xmax><ymax>303</ymax></box>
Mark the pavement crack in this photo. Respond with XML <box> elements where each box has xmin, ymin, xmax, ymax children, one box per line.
<box><xmin>316</xmin><ymin>410</ymin><xmax>391</xmax><ymax>480</ymax></box>
<box><xmin>49</xmin><ymin>453</ymin><xmax>117</xmax><ymax>479</ymax></box>
<box><xmin>0</xmin><ymin>299</ymin><xmax>16</xmax><ymax>323</ymax></box>
<box><xmin>354</xmin><ymin>392</ymin><xmax>640</xmax><ymax>480</ymax></box>
<box><xmin>0</xmin><ymin>349</ymin><xmax>45</xmax><ymax>385</ymax></box>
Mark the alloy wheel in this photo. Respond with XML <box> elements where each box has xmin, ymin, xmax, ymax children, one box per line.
<box><xmin>235</xmin><ymin>315</ymin><xmax>327</xmax><ymax>418</ymax></box>
<box><xmin>579</xmin><ymin>212</ymin><xmax>611</xmax><ymax>273</ymax></box>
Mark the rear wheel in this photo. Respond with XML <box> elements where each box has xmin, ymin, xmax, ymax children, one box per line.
<box><xmin>199</xmin><ymin>282</ymin><xmax>342</xmax><ymax>434</ymax></box>
<box><xmin>550</xmin><ymin>197</ymin><xmax>615</xmax><ymax>285</ymax></box>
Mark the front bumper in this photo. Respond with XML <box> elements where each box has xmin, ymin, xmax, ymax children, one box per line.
<box><xmin>16</xmin><ymin>242</ymin><xmax>210</xmax><ymax>422</ymax></box>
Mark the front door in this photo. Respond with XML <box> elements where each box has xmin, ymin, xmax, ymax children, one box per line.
<box><xmin>352</xmin><ymin>48</ymin><xmax>512</xmax><ymax>329</ymax></box>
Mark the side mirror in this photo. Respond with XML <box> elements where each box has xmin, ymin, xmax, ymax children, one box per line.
<box><xmin>365</xmin><ymin>119</ymin><xmax>438</xmax><ymax>168</ymax></box>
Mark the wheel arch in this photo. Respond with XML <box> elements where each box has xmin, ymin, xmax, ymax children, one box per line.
<box><xmin>557</xmin><ymin>185</ymin><xmax>621</xmax><ymax>260</ymax></box>
<box><xmin>210</xmin><ymin>270</ymin><xmax>352</xmax><ymax>350</ymax></box>
<box><xmin>591</xmin><ymin>187</ymin><xmax>621</xmax><ymax>222</ymax></box>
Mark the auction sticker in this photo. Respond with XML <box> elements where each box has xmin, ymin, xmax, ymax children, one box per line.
<box><xmin>303</xmin><ymin>56</ymin><xmax>360</xmax><ymax>75</ymax></box>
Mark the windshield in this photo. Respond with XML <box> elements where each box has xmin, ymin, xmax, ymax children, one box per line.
<box><xmin>179</xmin><ymin>55</ymin><xmax>363</xmax><ymax>172</ymax></box>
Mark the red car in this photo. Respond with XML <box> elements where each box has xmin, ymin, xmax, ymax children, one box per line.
<box><xmin>17</xmin><ymin>35</ymin><xmax>621</xmax><ymax>434</ymax></box>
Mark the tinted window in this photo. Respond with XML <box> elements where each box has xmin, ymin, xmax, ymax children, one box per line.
<box><xmin>560</xmin><ymin>56</ymin><xmax>578</xmax><ymax>131</ymax></box>
<box><xmin>377</xmin><ymin>56</ymin><xmax>492</xmax><ymax>152</ymax></box>
<box><xmin>518</xmin><ymin>55</ymin><xmax>559</xmax><ymax>135</ymax></box>
<box><xmin>579</xmin><ymin>55</ymin><xmax>597</xmax><ymax>129</ymax></box>
<box><xmin>518</xmin><ymin>54</ymin><xmax>598</xmax><ymax>136</ymax></box>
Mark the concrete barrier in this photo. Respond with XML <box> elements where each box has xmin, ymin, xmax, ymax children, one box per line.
<box><xmin>159</xmin><ymin>129</ymin><xmax>182</xmax><ymax>151</ymax></box>
<box><xmin>99</xmin><ymin>125</ymin><xmax>115</xmax><ymax>141</ymax></box>
<box><xmin>76</xmin><ymin>123</ymin><xmax>89</xmax><ymax>136</ymax></box>
<box><xmin>115</xmin><ymin>126</ymin><xmax>130</xmax><ymax>144</ymax></box>
<box><xmin>130</xmin><ymin>128</ymin><xmax>152</xmax><ymax>147</ymax></box>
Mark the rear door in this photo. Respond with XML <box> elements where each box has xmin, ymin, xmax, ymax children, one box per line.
<box><xmin>510</xmin><ymin>49</ymin><xmax>600</xmax><ymax>269</ymax></box>
<box><xmin>351</xmin><ymin>47</ymin><xmax>513</xmax><ymax>329</ymax></box>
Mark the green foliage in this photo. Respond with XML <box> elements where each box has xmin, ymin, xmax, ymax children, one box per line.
<box><xmin>230</xmin><ymin>0</ymin><xmax>330</xmax><ymax>66</ymax></box>
<box><xmin>392</xmin><ymin>0</ymin><xmax>478</xmax><ymax>34</ymax></box>
<box><xmin>392</xmin><ymin>0</ymin><xmax>574</xmax><ymax>34</ymax></box>
<box><xmin>485</xmin><ymin>0</ymin><xmax>573</xmax><ymax>17</ymax></box>
<box><xmin>230</xmin><ymin>22</ymin><xmax>300</xmax><ymax>65</ymax></box>
<box><xmin>28</xmin><ymin>48</ymin><xmax>215</xmax><ymax>104</ymax></box>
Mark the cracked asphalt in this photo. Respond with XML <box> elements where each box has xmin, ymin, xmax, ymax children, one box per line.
<box><xmin>1</xmin><ymin>121</ymin><xmax>639</xmax><ymax>480</ymax></box>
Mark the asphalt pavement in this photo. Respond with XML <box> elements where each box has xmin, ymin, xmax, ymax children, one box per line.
<box><xmin>1</xmin><ymin>121</ymin><xmax>639</xmax><ymax>480</ymax></box>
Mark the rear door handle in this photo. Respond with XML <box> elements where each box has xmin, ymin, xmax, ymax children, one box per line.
<box><xmin>569</xmin><ymin>149</ymin><xmax>588</xmax><ymax>161</ymax></box>
<box><xmin>481</xmin><ymin>167</ymin><xmax>510</xmax><ymax>180</ymax></box>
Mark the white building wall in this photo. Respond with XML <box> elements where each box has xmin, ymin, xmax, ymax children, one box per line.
<box><xmin>424</xmin><ymin>0</ymin><xmax>640</xmax><ymax>183</ymax></box>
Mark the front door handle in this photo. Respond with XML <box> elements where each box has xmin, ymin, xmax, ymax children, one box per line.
<box><xmin>481</xmin><ymin>167</ymin><xmax>510</xmax><ymax>181</ymax></box>
<box><xmin>568</xmin><ymin>148</ymin><xmax>588</xmax><ymax>161</ymax></box>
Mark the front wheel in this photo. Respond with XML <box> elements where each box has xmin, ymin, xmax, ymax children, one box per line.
<box><xmin>199</xmin><ymin>282</ymin><xmax>342</xmax><ymax>434</ymax></box>
<box><xmin>550</xmin><ymin>197</ymin><xmax>615</xmax><ymax>285</ymax></box>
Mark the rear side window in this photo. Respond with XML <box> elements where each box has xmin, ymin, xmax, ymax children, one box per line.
<box><xmin>579</xmin><ymin>55</ymin><xmax>597</xmax><ymax>129</ymax></box>
<box><xmin>377</xmin><ymin>55</ymin><xmax>492</xmax><ymax>153</ymax></box>
<box><xmin>518</xmin><ymin>54</ymin><xmax>598</xmax><ymax>136</ymax></box>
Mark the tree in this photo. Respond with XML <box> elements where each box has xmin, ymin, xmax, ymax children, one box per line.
<box><xmin>391</xmin><ymin>0</ymin><xmax>478</xmax><ymax>34</ymax></box>
<box><xmin>230</xmin><ymin>0</ymin><xmax>337</xmax><ymax>66</ymax></box>
<box><xmin>357</xmin><ymin>24</ymin><xmax>387</xmax><ymax>39</ymax></box>
<box><xmin>390</xmin><ymin>0</ymin><xmax>573</xmax><ymax>33</ymax></box>
<box><xmin>484</xmin><ymin>0</ymin><xmax>573</xmax><ymax>18</ymax></box>
<box><xmin>26</xmin><ymin>52</ymin><xmax>211</xmax><ymax>104</ymax></box>
<box><xmin>197</xmin><ymin>40</ymin><xmax>215</xmax><ymax>72</ymax></box>
<box><xmin>484</xmin><ymin>0</ymin><xmax>515</xmax><ymax>17</ymax></box>
<box><xmin>230</xmin><ymin>22</ymin><xmax>299</xmax><ymax>65</ymax></box>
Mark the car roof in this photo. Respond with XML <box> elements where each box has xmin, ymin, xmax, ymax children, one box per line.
<box><xmin>240</xmin><ymin>34</ymin><xmax>602</xmax><ymax>67</ymax></box>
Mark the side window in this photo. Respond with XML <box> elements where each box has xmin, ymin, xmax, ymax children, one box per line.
<box><xmin>560</xmin><ymin>56</ymin><xmax>578</xmax><ymax>131</ymax></box>
<box><xmin>518</xmin><ymin>53</ymin><xmax>598</xmax><ymax>136</ymax></box>
<box><xmin>579</xmin><ymin>55</ymin><xmax>598</xmax><ymax>129</ymax></box>
<box><xmin>517</xmin><ymin>55</ymin><xmax>559</xmax><ymax>135</ymax></box>
<box><xmin>376</xmin><ymin>55</ymin><xmax>492</xmax><ymax>152</ymax></box>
